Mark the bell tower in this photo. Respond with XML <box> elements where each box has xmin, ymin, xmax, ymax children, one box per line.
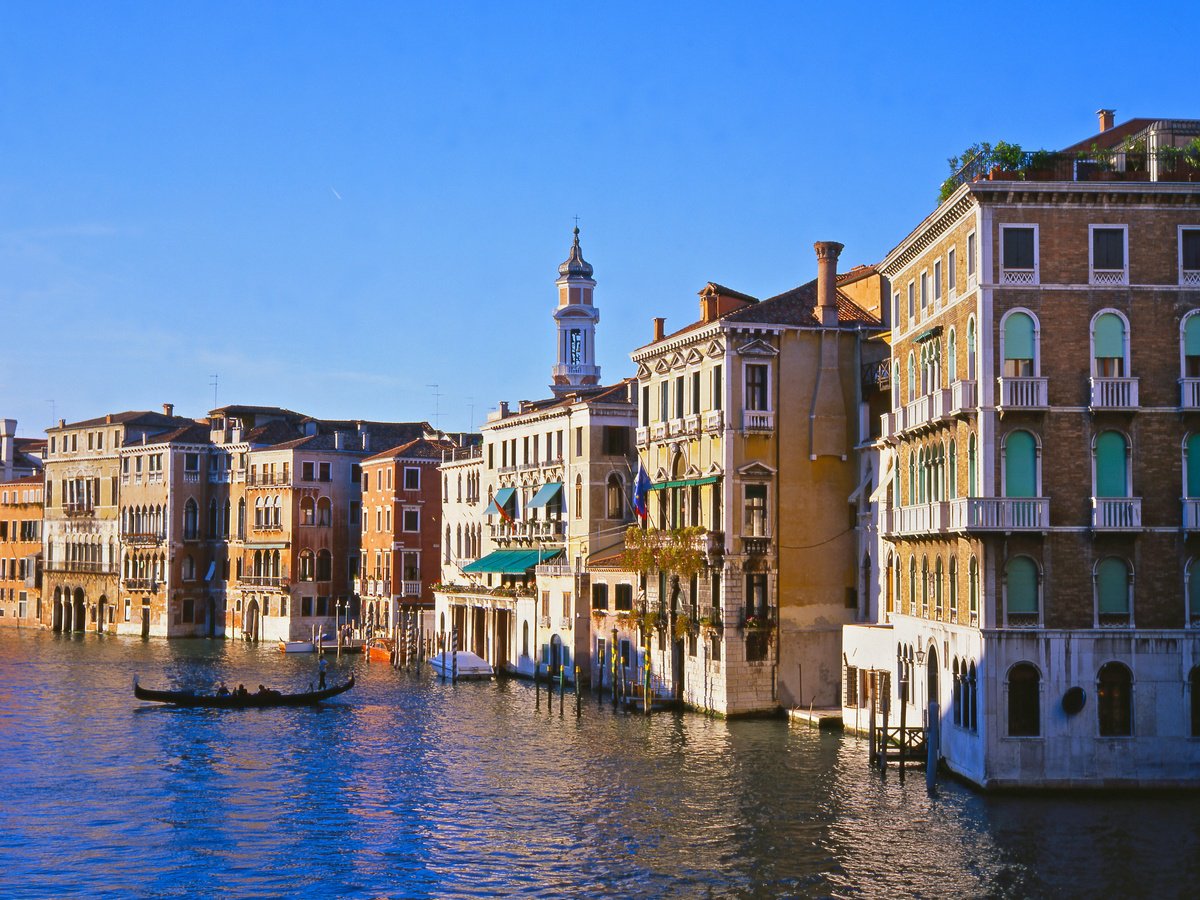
<box><xmin>551</xmin><ymin>226</ymin><xmax>601</xmax><ymax>395</ymax></box>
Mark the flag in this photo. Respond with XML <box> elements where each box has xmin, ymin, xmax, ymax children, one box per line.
<box><xmin>631</xmin><ymin>461</ymin><xmax>651</xmax><ymax>522</ymax></box>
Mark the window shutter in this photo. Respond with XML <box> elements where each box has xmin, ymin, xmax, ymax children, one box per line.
<box><xmin>1005</xmin><ymin>557</ymin><xmax>1038</xmax><ymax>614</ymax></box>
<box><xmin>1095</xmin><ymin>431</ymin><xmax>1128</xmax><ymax>497</ymax></box>
<box><xmin>1093</xmin><ymin>228</ymin><xmax>1124</xmax><ymax>269</ymax></box>
<box><xmin>1004</xmin><ymin>431</ymin><xmax>1037</xmax><ymax>498</ymax></box>
<box><xmin>1186</xmin><ymin>317</ymin><xmax>1200</xmax><ymax>357</ymax></box>
<box><xmin>1096</xmin><ymin>558</ymin><xmax>1130</xmax><ymax>614</ymax></box>
<box><xmin>1094</xmin><ymin>314</ymin><xmax>1126</xmax><ymax>359</ymax></box>
<box><xmin>1004</xmin><ymin>313</ymin><xmax>1036</xmax><ymax>361</ymax></box>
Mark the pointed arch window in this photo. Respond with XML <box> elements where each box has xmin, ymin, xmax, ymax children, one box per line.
<box><xmin>947</xmin><ymin>328</ymin><xmax>957</xmax><ymax>384</ymax></box>
<box><xmin>183</xmin><ymin>499</ymin><xmax>199</xmax><ymax>540</ymax></box>
<box><xmin>1182</xmin><ymin>312</ymin><xmax>1200</xmax><ymax>380</ymax></box>
<box><xmin>1097</xmin><ymin>662</ymin><xmax>1133</xmax><ymax>736</ymax></box>
<box><xmin>908</xmin><ymin>556</ymin><xmax>917</xmax><ymax>615</ymax></box>
<box><xmin>967</xmin><ymin>433</ymin><xmax>978</xmax><ymax>497</ymax></box>
<box><xmin>966</xmin><ymin>317</ymin><xmax>977</xmax><ymax>381</ymax></box>
<box><xmin>969</xmin><ymin>556</ymin><xmax>979</xmax><ymax>624</ymax></box>
<box><xmin>1007</xmin><ymin>663</ymin><xmax>1041</xmax><ymax>737</ymax></box>
<box><xmin>948</xmin><ymin>439</ymin><xmax>958</xmax><ymax>499</ymax></box>
<box><xmin>574</xmin><ymin>475</ymin><xmax>583</xmax><ymax>520</ymax></box>
<box><xmin>948</xmin><ymin>557</ymin><xmax>959</xmax><ymax>619</ymax></box>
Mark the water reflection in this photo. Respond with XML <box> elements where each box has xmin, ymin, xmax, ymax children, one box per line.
<box><xmin>1</xmin><ymin>630</ymin><xmax>1198</xmax><ymax>898</ymax></box>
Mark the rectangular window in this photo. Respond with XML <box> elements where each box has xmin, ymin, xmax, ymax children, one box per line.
<box><xmin>562</xmin><ymin>592</ymin><xmax>571</xmax><ymax>619</ymax></box>
<box><xmin>302</xmin><ymin>461</ymin><xmax>315</xmax><ymax>481</ymax></box>
<box><xmin>744</xmin><ymin>483</ymin><xmax>767</xmax><ymax>536</ymax></box>
<box><xmin>891</xmin><ymin>292</ymin><xmax>900</xmax><ymax>328</ymax></box>
<box><xmin>745</xmin><ymin>364</ymin><xmax>769</xmax><ymax>411</ymax></box>
<box><xmin>907</xmin><ymin>281</ymin><xmax>915</xmax><ymax>320</ymax></box>
<box><xmin>575</xmin><ymin>427</ymin><xmax>583</xmax><ymax>457</ymax></box>
<box><xmin>967</xmin><ymin>232</ymin><xmax>977</xmax><ymax>277</ymax></box>
<box><xmin>1183</xmin><ymin>228</ymin><xmax>1200</xmax><ymax>275</ymax></box>
<box><xmin>403</xmin><ymin>467</ymin><xmax>420</xmax><ymax>490</ymax></box>
<box><xmin>920</xmin><ymin>271</ymin><xmax>929</xmax><ymax>310</ymax></box>
<box><xmin>302</xmin><ymin>596</ymin><xmax>313</xmax><ymax>617</ymax></box>
<box><xmin>350</xmin><ymin>464</ymin><xmax>361</xmax><ymax>484</ymax></box>
<box><xmin>675</xmin><ymin>376</ymin><xmax>684</xmax><ymax>418</ymax></box>
<box><xmin>947</xmin><ymin>247</ymin><xmax>957</xmax><ymax>292</ymax></box>
<box><xmin>602</xmin><ymin>426</ymin><xmax>629</xmax><ymax>456</ymax></box>
<box><xmin>933</xmin><ymin>259</ymin><xmax>942</xmax><ymax>300</ymax></box>
<box><xmin>124</xmin><ymin>598</ymin><xmax>131</xmax><ymax>622</ymax></box>
<box><xmin>184</xmin><ymin>453</ymin><xmax>200</xmax><ymax>472</ymax></box>
<box><xmin>318</xmin><ymin>462</ymin><xmax>331</xmax><ymax>482</ymax></box>
<box><xmin>659</xmin><ymin>381</ymin><xmax>669</xmax><ymax>423</ymax></box>
<box><xmin>614</xmin><ymin>583</ymin><xmax>633</xmax><ymax>611</ymax></box>
<box><xmin>402</xmin><ymin>509</ymin><xmax>420</xmax><ymax>532</ymax></box>
<box><xmin>692</xmin><ymin>371</ymin><xmax>701</xmax><ymax>414</ymax></box>
<box><xmin>1002</xmin><ymin>226</ymin><xmax>1035</xmax><ymax>269</ymax></box>
<box><xmin>641</xmin><ymin>386</ymin><xmax>650</xmax><ymax>426</ymax></box>
<box><xmin>712</xmin><ymin>365</ymin><xmax>722</xmax><ymax>411</ymax></box>
<box><xmin>1092</xmin><ymin>227</ymin><xmax>1125</xmax><ymax>270</ymax></box>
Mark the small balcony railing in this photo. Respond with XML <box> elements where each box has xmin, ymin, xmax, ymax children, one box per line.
<box><xmin>741</xmin><ymin>535</ymin><xmax>771</xmax><ymax>555</ymax></box>
<box><xmin>246</xmin><ymin>473</ymin><xmax>292</xmax><ymax>487</ymax></box>
<box><xmin>949</xmin><ymin>380</ymin><xmax>976</xmax><ymax>415</ymax></box>
<box><xmin>1090</xmin><ymin>377</ymin><xmax>1139</xmax><ymax>410</ymax></box>
<box><xmin>947</xmin><ymin>497</ymin><xmax>1049</xmax><ymax>531</ymax></box>
<box><xmin>887</xmin><ymin>502</ymin><xmax>951</xmax><ymax>536</ymax></box>
<box><xmin>668</xmin><ymin>419</ymin><xmax>685</xmax><ymax>437</ymax></box>
<box><xmin>401</xmin><ymin>580</ymin><xmax>423</xmax><ymax>597</ymax></box>
<box><xmin>997</xmin><ymin>376</ymin><xmax>1048</xmax><ymax>409</ymax></box>
<box><xmin>183</xmin><ymin>472</ymin><xmax>201</xmax><ymax>483</ymax></box>
<box><xmin>1000</xmin><ymin>268</ymin><xmax>1036</xmax><ymax>286</ymax></box>
<box><xmin>902</xmin><ymin>389</ymin><xmax>950</xmax><ymax>433</ymax></box>
<box><xmin>63</xmin><ymin>502</ymin><xmax>95</xmax><ymax>518</ymax></box>
<box><xmin>742</xmin><ymin>410</ymin><xmax>774</xmax><ymax>433</ymax></box>
<box><xmin>1090</xmin><ymin>268</ymin><xmax>1128</xmax><ymax>286</ymax></box>
<box><xmin>46</xmin><ymin>561</ymin><xmax>117</xmax><ymax>574</ymax></box>
<box><xmin>208</xmin><ymin>470</ymin><xmax>231</xmax><ymax>483</ymax></box>
<box><xmin>1184</xmin><ymin>270</ymin><xmax>1200</xmax><ymax>287</ymax></box>
<box><xmin>123</xmin><ymin>577</ymin><xmax>158</xmax><ymax>591</ymax></box>
<box><xmin>1184</xmin><ymin>499</ymin><xmax>1200</xmax><ymax>531</ymax></box>
<box><xmin>880</xmin><ymin>409</ymin><xmax>904</xmax><ymax>441</ymax></box>
<box><xmin>636</xmin><ymin>426</ymin><xmax>649</xmax><ymax>446</ymax></box>
<box><xmin>121</xmin><ymin>531</ymin><xmax>165</xmax><ymax>545</ymax></box>
<box><xmin>1092</xmin><ymin>497</ymin><xmax>1142</xmax><ymax>531</ymax></box>
<box><xmin>241</xmin><ymin>575</ymin><xmax>284</xmax><ymax>588</ymax></box>
<box><xmin>253</xmin><ymin>521</ymin><xmax>284</xmax><ymax>532</ymax></box>
<box><xmin>650</xmin><ymin>423</ymin><xmax>668</xmax><ymax>441</ymax></box>
<box><xmin>683</xmin><ymin>414</ymin><xmax>701</xmax><ymax>435</ymax></box>
<box><xmin>703</xmin><ymin>410</ymin><xmax>724</xmax><ymax>432</ymax></box>
<box><xmin>1181</xmin><ymin>379</ymin><xmax>1200</xmax><ymax>409</ymax></box>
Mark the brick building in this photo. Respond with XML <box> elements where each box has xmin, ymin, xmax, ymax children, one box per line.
<box><xmin>844</xmin><ymin>112</ymin><xmax>1200</xmax><ymax>787</ymax></box>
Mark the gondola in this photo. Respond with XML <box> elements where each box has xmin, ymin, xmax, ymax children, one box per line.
<box><xmin>133</xmin><ymin>674</ymin><xmax>355</xmax><ymax>708</ymax></box>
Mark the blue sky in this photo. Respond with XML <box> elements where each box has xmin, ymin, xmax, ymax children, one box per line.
<box><xmin>2</xmin><ymin>2</ymin><xmax>1197</xmax><ymax>437</ymax></box>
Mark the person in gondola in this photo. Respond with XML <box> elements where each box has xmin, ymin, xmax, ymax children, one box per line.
<box><xmin>318</xmin><ymin>657</ymin><xmax>328</xmax><ymax>689</ymax></box>
<box><xmin>217</xmin><ymin>682</ymin><xmax>230</xmax><ymax>696</ymax></box>
<box><xmin>236</xmin><ymin>683</ymin><xmax>248</xmax><ymax>698</ymax></box>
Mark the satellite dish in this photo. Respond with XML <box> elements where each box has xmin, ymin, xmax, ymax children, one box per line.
<box><xmin>1062</xmin><ymin>686</ymin><xmax>1086</xmax><ymax>715</ymax></box>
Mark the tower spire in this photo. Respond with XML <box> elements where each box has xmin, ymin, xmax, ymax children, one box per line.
<box><xmin>551</xmin><ymin>225</ymin><xmax>600</xmax><ymax>395</ymax></box>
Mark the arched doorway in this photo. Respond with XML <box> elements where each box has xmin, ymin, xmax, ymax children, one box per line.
<box><xmin>72</xmin><ymin>588</ymin><xmax>86</xmax><ymax>634</ymax></box>
<box><xmin>549</xmin><ymin>634</ymin><xmax>562</xmax><ymax>676</ymax></box>
<box><xmin>244</xmin><ymin>598</ymin><xmax>260</xmax><ymax>642</ymax></box>
<box><xmin>206</xmin><ymin>596</ymin><xmax>216</xmax><ymax>638</ymax></box>
<box><xmin>97</xmin><ymin>596</ymin><xmax>108</xmax><ymax>634</ymax></box>
<box><xmin>926</xmin><ymin>645</ymin><xmax>939</xmax><ymax>705</ymax></box>
<box><xmin>52</xmin><ymin>588</ymin><xmax>63</xmax><ymax>632</ymax></box>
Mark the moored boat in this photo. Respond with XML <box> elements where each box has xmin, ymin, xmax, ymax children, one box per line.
<box><xmin>279</xmin><ymin>640</ymin><xmax>316</xmax><ymax>653</ymax></box>
<box><xmin>133</xmin><ymin>674</ymin><xmax>355</xmax><ymax>708</ymax></box>
<box><xmin>428</xmin><ymin>650</ymin><xmax>493</xmax><ymax>680</ymax></box>
<box><xmin>365</xmin><ymin>637</ymin><xmax>394</xmax><ymax>663</ymax></box>
<box><xmin>317</xmin><ymin>636</ymin><xmax>364</xmax><ymax>654</ymax></box>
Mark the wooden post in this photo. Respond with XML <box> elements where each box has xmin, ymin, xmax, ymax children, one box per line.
<box><xmin>558</xmin><ymin>660</ymin><xmax>564</xmax><ymax>715</ymax></box>
<box><xmin>575</xmin><ymin>666</ymin><xmax>581</xmax><ymax>718</ymax></box>
<box><xmin>451</xmin><ymin>626</ymin><xmax>458</xmax><ymax>686</ymax></box>
<box><xmin>868</xmin><ymin>671</ymin><xmax>878</xmax><ymax>768</ymax></box>
<box><xmin>535</xmin><ymin>663</ymin><xmax>540</xmax><ymax>709</ymax></box>
<box><xmin>926</xmin><ymin>701</ymin><xmax>939</xmax><ymax>794</ymax></box>
<box><xmin>898</xmin><ymin>678</ymin><xmax>907</xmax><ymax>782</ymax></box>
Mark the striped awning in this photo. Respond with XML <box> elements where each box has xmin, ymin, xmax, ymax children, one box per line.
<box><xmin>526</xmin><ymin>482</ymin><xmax>563</xmax><ymax>509</ymax></box>
<box><xmin>461</xmin><ymin>548</ymin><xmax>563</xmax><ymax>574</ymax></box>
<box><xmin>483</xmin><ymin>486</ymin><xmax>517</xmax><ymax>517</ymax></box>
<box><xmin>649</xmin><ymin>475</ymin><xmax>720</xmax><ymax>492</ymax></box>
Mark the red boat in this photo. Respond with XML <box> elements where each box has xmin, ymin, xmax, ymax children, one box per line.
<box><xmin>365</xmin><ymin>637</ymin><xmax>394</xmax><ymax>663</ymax></box>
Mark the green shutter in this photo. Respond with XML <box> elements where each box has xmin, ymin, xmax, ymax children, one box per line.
<box><xmin>1004</xmin><ymin>430</ymin><xmax>1037</xmax><ymax>497</ymax></box>
<box><xmin>1186</xmin><ymin>317</ymin><xmax>1200</xmax><ymax>357</ymax></box>
<box><xmin>1190</xmin><ymin>562</ymin><xmax>1200</xmax><ymax>615</ymax></box>
<box><xmin>947</xmin><ymin>331</ymin><xmax>957</xmax><ymax>380</ymax></box>
<box><xmin>1006</xmin><ymin>557</ymin><xmax>1038</xmax><ymax>614</ymax></box>
<box><xmin>1094</xmin><ymin>314</ymin><xmax>1125</xmax><ymax>359</ymax></box>
<box><xmin>1189</xmin><ymin>434</ymin><xmax>1200</xmax><ymax>498</ymax></box>
<box><xmin>1097</xmin><ymin>558</ymin><xmax>1129</xmax><ymax>614</ymax></box>
<box><xmin>1095</xmin><ymin>431</ymin><xmax>1128</xmax><ymax>497</ymax></box>
<box><xmin>1004</xmin><ymin>313</ymin><xmax>1035</xmax><ymax>361</ymax></box>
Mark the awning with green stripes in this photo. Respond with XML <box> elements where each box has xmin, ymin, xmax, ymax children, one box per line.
<box><xmin>461</xmin><ymin>548</ymin><xmax>563</xmax><ymax>574</ymax></box>
<box><xmin>526</xmin><ymin>482</ymin><xmax>563</xmax><ymax>509</ymax></box>
<box><xmin>483</xmin><ymin>486</ymin><xmax>517</xmax><ymax>517</ymax></box>
<box><xmin>649</xmin><ymin>475</ymin><xmax>720</xmax><ymax>492</ymax></box>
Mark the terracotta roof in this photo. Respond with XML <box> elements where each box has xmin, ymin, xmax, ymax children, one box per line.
<box><xmin>209</xmin><ymin>404</ymin><xmax>308</xmax><ymax>419</ymax></box>
<box><xmin>725</xmin><ymin>277</ymin><xmax>881</xmax><ymax>328</ymax></box>
<box><xmin>364</xmin><ymin>437</ymin><xmax>456</xmax><ymax>464</ymax></box>
<box><xmin>0</xmin><ymin>473</ymin><xmax>44</xmax><ymax>488</ymax></box>
<box><xmin>243</xmin><ymin>419</ymin><xmax>305</xmax><ymax>447</ymax></box>
<box><xmin>1058</xmin><ymin>118</ymin><xmax>1157</xmax><ymax>156</ymax></box>
<box><xmin>51</xmin><ymin>410</ymin><xmax>197</xmax><ymax>432</ymax></box>
<box><xmin>587</xmin><ymin>552</ymin><xmax>630</xmax><ymax>570</ymax></box>
<box><xmin>122</xmin><ymin>423</ymin><xmax>212</xmax><ymax>447</ymax></box>
<box><xmin>702</xmin><ymin>282</ymin><xmax>759</xmax><ymax>304</ymax></box>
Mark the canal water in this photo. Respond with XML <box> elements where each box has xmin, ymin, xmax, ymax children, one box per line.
<box><xmin>0</xmin><ymin>631</ymin><xmax>1197</xmax><ymax>899</ymax></box>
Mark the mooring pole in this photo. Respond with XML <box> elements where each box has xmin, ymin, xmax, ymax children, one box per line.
<box><xmin>926</xmin><ymin>701</ymin><xmax>939</xmax><ymax>794</ymax></box>
<box><xmin>451</xmin><ymin>626</ymin><xmax>458</xmax><ymax>686</ymax></box>
<box><xmin>575</xmin><ymin>666</ymin><xmax>581</xmax><ymax>718</ymax></box>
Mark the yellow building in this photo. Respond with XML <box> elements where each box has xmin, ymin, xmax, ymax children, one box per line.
<box><xmin>627</xmin><ymin>243</ymin><xmax>887</xmax><ymax>714</ymax></box>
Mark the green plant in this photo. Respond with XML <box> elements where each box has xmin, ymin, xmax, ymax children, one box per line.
<box><xmin>673</xmin><ymin>613</ymin><xmax>694</xmax><ymax>640</ymax></box>
<box><xmin>640</xmin><ymin>609</ymin><xmax>663</xmax><ymax>634</ymax></box>
<box><xmin>623</xmin><ymin>525</ymin><xmax>707</xmax><ymax>578</ymax></box>
<box><xmin>991</xmin><ymin>141</ymin><xmax>1026</xmax><ymax>171</ymax></box>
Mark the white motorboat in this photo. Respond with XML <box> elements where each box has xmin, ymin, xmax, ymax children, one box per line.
<box><xmin>428</xmin><ymin>650</ymin><xmax>493</xmax><ymax>680</ymax></box>
<box><xmin>279</xmin><ymin>640</ymin><xmax>316</xmax><ymax>653</ymax></box>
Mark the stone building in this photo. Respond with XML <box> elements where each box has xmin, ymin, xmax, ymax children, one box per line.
<box><xmin>625</xmin><ymin>245</ymin><xmax>887</xmax><ymax>715</ymax></box>
<box><xmin>435</xmin><ymin>230</ymin><xmax>639</xmax><ymax>681</ymax></box>
<box><xmin>844</xmin><ymin>112</ymin><xmax>1200</xmax><ymax>788</ymax></box>
<box><xmin>0</xmin><ymin>475</ymin><xmax>44</xmax><ymax>628</ymax></box>
<box><xmin>359</xmin><ymin>436</ymin><xmax>459</xmax><ymax>633</ymax></box>
<box><xmin>43</xmin><ymin>407</ymin><xmax>195</xmax><ymax>634</ymax></box>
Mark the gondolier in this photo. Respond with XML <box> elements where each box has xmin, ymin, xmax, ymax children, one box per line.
<box><xmin>318</xmin><ymin>657</ymin><xmax>328</xmax><ymax>689</ymax></box>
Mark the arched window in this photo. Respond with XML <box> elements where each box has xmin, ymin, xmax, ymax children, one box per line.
<box><xmin>948</xmin><ymin>439</ymin><xmax>957</xmax><ymax>499</ymax></box>
<box><xmin>1182</xmin><ymin>312</ymin><xmax>1200</xmax><ymax>379</ymax></box>
<box><xmin>1003</xmin><ymin>430</ymin><xmax>1038</xmax><ymax>497</ymax></box>
<box><xmin>947</xmin><ymin>327</ymin><xmax>957</xmax><ymax>383</ymax></box>
<box><xmin>208</xmin><ymin>498</ymin><xmax>219</xmax><ymax>538</ymax></box>
<box><xmin>574</xmin><ymin>475</ymin><xmax>583</xmax><ymax>519</ymax></box>
<box><xmin>892</xmin><ymin>361</ymin><xmax>901</xmax><ymax>410</ymax></box>
<box><xmin>1186</xmin><ymin>434</ymin><xmax>1200</xmax><ymax>504</ymax></box>
<box><xmin>1092</xmin><ymin>311</ymin><xmax>1129</xmax><ymax>377</ymax></box>
<box><xmin>1096</xmin><ymin>557</ymin><xmax>1132</xmax><ymax>626</ymax></box>
<box><xmin>968</xmin><ymin>433</ymin><xmax>978</xmax><ymax>497</ymax></box>
<box><xmin>317</xmin><ymin>497</ymin><xmax>332</xmax><ymax>526</ymax></box>
<box><xmin>907</xmin><ymin>452</ymin><xmax>916</xmax><ymax>505</ymax></box>
<box><xmin>1007</xmin><ymin>662</ymin><xmax>1041</xmax><ymax>736</ymax></box>
<box><xmin>1002</xmin><ymin>311</ymin><xmax>1037</xmax><ymax>377</ymax></box>
<box><xmin>182</xmin><ymin>555</ymin><xmax>195</xmax><ymax>581</ymax></box>
<box><xmin>299</xmin><ymin>551</ymin><xmax>314</xmax><ymax>582</ymax></box>
<box><xmin>948</xmin><ymin>557</ymin><xmax>958</xmax><ymax>619</ymax></box>
<box><xmin>1005</xmin><ymin>556</ymin><xmax>1039</xmax><ymax>626</ymax></box>
<box><xmin>952</xmin><ymin>659</ymin><xmax>963</xmax><ymax>726</ymax></box>
<box><xmin>300</xmin><ymin>497</ymin><xmax>315</xmax><ymax>526</ymax></box>
<box><xmin>907</xmin><ymin>352</ymin><xmax>917</xmax><ymax>402</ymax></box>
<box><xmin>183</xmin><ymin>499</ymin><xmax>198</xmax><ymax>539</ymax></box>
<box><xmin>1188</xmin><ymin>559</ymin><xmax>1200</xmax><ymax>627</ymax></box>
<box><xmin>253</xmin><ymin>549</ymin><xmax>263</xmax><ymax>577</ymax></box>
<box><xmin>316</xmin><ymin>549</ymin><xmax>332</xmax><ymax>582</ymax></box>
<box><xmin>254</xmin><ymin>497</ymin><xmax>263</xmax><ymax>528</ymax></box>
<box><xmin>237</xmin><ymin>498</ymin><xmax>246</xmax><ymax>539</ymax></box>
<box><xmin>271</xmin><ymin>550</ymin><xmax>281</xmax><ymax>578</ymax></box>
<box><xmin>1097</xmin><ymin>662</ymin><xmax>1133</xmax><ymax>736</ymax></box>
<box><xmin>606</xmin><ymin>474</ymin><xmax>623</xmax><ymax>519</ymax></box>
<box><xmin>967</xmin><ymin>661</ymin><xmax>978</xmax><ymax>731</ymax></box>
<box><xmin>522</xmin><ymin>621</ymin><xmax>530</xmax><ymax>658</ymax></box>
<box><xmin>921</xmin><ymin>556</ymin><xmax>929</xmax><ymax>616</ymax></box>
<box><xmin>917</xmin><ymin>448</ymin><xmax>926</xmax><ymax>504</ymax></box>
<box><xmin>908</xmin><ymin>557</ymin><xmax>917</xmax><ymax>615</ymax></box>
<box><xmin>934</xmin><ymin>557</ymin><xmax>944</xmax><ymax>618</ymax></box>
<box><xmin>1094</xmin><ymin>430</ymin><xmax>1130</xmax><ymax>498</ymax></box>
<box><xmin>966</xmin><ymin>316</ymin><xmax>977</xmax><ymax>380</ymax></box>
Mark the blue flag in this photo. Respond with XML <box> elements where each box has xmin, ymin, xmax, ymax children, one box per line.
<box><xmin>632</xmin><ymin>461</ymin><xmax>651</xmax><ymax>522</ymax></box>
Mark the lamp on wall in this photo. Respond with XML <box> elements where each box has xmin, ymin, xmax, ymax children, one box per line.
<box><xmin>914</xmin><ymin>647</ymin><xmax>926</xmax><ymax>665</ymax></box>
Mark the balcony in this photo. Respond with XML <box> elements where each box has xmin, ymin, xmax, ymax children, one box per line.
<box><xmin>949</xmin><ymin>380</ymin><xmax>976</xmax><ymax>415</ymax></box>
<box><xmin>559</xmin><ymin>617</ymin><xmax>573</xmax><ymax>630</ymax></box>
<box><xmin>741</xmin><ymin>535</ymin><xmax>771</xmax><ymax>555</ymax></box>
<box><xmin>886</xmin><ymin>502</ymin><xmax>950</xmax><ymax>537</ymax></box>
<box><xmin>692</xmin><ymin>530</ymin><xmax>725</xmax><ymax>559</ymax></box>
<box><xmin>997</xmin><ymin>376</ymin><xmax>1048</xmax><ymax>410</ymax></box>
<box><xmin>539</xmin><ymin>616</ymin><xmax>552</xmax><ymax>628</ymax></box>
<box><xmin>902</xmin><ymin>388</ymin><xmax>950</xmax><ymax>433</ymax></box>
<box><xmin>1184</xmin><ymin>269</ymin><xmax>1200</xmax><ymax>287</ymax></box>
<box><xmin>246</xmin><ymin>474</ymin><xmax>292</xmax><ymax>488</ymax></box>
<box><xmin>63</xmin><ymin>502</ymin><xmax>95</xmax><ymax>518</ymax></box>
<box><xmin>241</xmin><ymin>575</ymin><xmax>285</xmax><ymax>588</ymax></box>
<box><xmin>880</xmin><ymin>409</ymin><xmax>904</xmax><ymax>442</ymax></box>
<box><xmin>121</xmin><ymin>531</ymin><xmax>165</xmax><ymax>546</ymax></box>
<box><xmin>668</xmin><ymin>418</ymin><xmax>685</xmax><ymax>437</ymax></box>
<box><xmin>742</xmin><ymin>410</ymin><xmax>774</xmax><ymax>433</ymax></box>
<box><xmin>650</xmin><ymin>423</ymin><xmax>667</xmax><ymax>441</ymax></box>
<box><xmin>1000</xmin><ymin>268</ymin><xmax>1036</xmax><ymax>286</ymax></box>
<box><xmin>703</xmin><ymin>410</ymin><xmax>724</xmax><ymax>433</ymax></box>
<box><xmin>46</xmin><ymin>561</ymin><xmax>117</xmax><ymax>575</ymax></box>
<box><xmin>148</xmin><ymin>472</ymin><xmax>163</xmax><ymax>485</ymax></box>
<box><xmin>948</xmin><ymin>497</ymin><xmax>1049</xmax><ymax>532</ymax></box>
<box><xmin>1091</xmin><ymin>268</ymin><xmax>1128</xmax><ymax>287</ymax></box>
<box><xmin>1181</xmin><ymin>379</ymin><xmax>1200</xmax><ymax>409</ymax></box>
<box><xmin>1090</xmin><ymin>377</ymin><xmax>1139</xmax><ymax>410</ymax></box>
<box><xmin>1092</xmin><ymin>497</ymin><xmax>1142</xmax><ymax>531</ymax></box>
<box><xmin>208</xmin><ymin>470</ymin><xmax>231</xmax><ymax>483</ymax></box>
<box><xmin>683</xmin><ymin>414</ymin><xmax>701</xmax><ymax>435</ymax></box>
<box><xmin>253</xmin><ymin>522</ymin><xmax>284</xmax><ymax>533</ymax></box>
<box><xmin>1184</xmin><ymin>499</ymin><xmax>1200</xmax><ymax>531</ymax></box>
<box><xmin>123</xmin><ymin>578</ymin><xmax>158</xmax><ymax>591</ymax></box>
<box><xmin>636</xmin><ymin>426</ymin><xmax>649</xmax><ymax>446</ymax></box>
<box><xmin>401</xmin><ymin>580</ymin><xmax>423</xmax><ymax>597</ymax></box>
<box><xmin>535</xmin><ymin>562</ymin><xmax>576</xmax><ymax>577</ymax></box>
<box><xmin>183</xmin><ymin>471</ymin><xmax>201</xmax><ymax>483</ymax></box>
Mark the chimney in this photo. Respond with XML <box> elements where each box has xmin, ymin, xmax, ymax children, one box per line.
<box><xmin>361</xmin><ymin>431</ymin><xmax>370</xmax><ymax>452</ymax></box>
<box><xmin>104</xmin><ymin>414</ymin><xmax>111</xmax><ymax>425</ymax></box>
<box><xmin>813</xmin><ymin>241</ymin><xmax>844</xmax><ymax>327</ymax></box>
<box><xmin>1097</xmin><ymin>108</ymin><xmax>1115</xmax><ymax>133</ymax></box>
<box><xmin>162</xmin><ymin>403</ymin><xmax>174</xmax><ymax>417</ymax></box>
<box><xmin>499</xmin><ymin>401</ymin><xmax>510</xmax><ymax>418</ymax></box>
<box><xmin>334</xmin><ymin>431</ymin><xmax>346</xmax><ymax>450</ymax></box>
<box><xmin>653</xmin><ymin>317</ymin><xmax>666</xmax><ymax>342</ymax></box>
<box><xmin>1</xmin><ymin>419</ymin><xmax>15</xmax><ymax>479</ymax></box>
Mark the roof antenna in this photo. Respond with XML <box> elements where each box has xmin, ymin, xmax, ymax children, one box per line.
<box><xmin>426</xmin><ymin>384</ymin><xmax>443</xmax><ymax>431</ymax></box>
<box><xmin>210</xmin><ymin>374</ymin><xmax>219</xmax><ymax>408</ymax></box>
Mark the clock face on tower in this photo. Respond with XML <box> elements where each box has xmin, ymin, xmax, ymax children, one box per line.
<box><xmin>570</xmin><ymin>329</ymin><xmax>582</xmax><ymax>364</ymax></box>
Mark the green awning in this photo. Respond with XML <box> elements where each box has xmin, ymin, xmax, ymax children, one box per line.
<box><xmin>461</xmin><ymin>548</ymin><xmax>563</xmax><ymax>575</ymax></box>
<box><xmin>649</xmin><ymin>475</ymin><xmax>720</xmax><ymax>491</ymax></box>
<box><xmin>483</xmin><ymin>486</ymin><xmax>517</xmax><ymax>517</ymax></box>
<box><xmin>526</xmin><ymin>482</ymin><xmax>563</xmax><ymax>510</ymax></box>
<box><xmin>915</xmin><ymin>326</ymin><xmax>943</xmax><ymax>344</ymax></box>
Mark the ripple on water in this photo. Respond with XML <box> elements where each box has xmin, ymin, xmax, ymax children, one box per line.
<box><xmin>2</xmin><ymin>631</ymin><xmax>1200</xmax><ymax>899</ymax></box>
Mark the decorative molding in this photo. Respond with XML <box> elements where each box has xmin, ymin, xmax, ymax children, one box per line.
<box><xmin>735</xmin><ymin>338</ymin><xmax>779</xmax><ymax>357</ymax></box>
<box><xmin>736</xmin><ymin>461</ymin><xmax>776</xmax><ymax>477</ymax></box>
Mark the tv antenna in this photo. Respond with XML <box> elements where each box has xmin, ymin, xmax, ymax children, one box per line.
<box><xmin>426</xmin><ymin>384</ymin><xmax>443</xmax><ymax>431</ymax></box>
<box><xmin>210</xmin><ymin>374</ymin><xmax>219</xmax><ymax>408</ymax></box>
